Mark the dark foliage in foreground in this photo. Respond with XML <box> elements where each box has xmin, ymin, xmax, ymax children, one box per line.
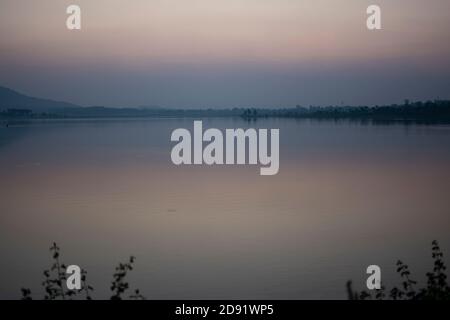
<box><xmin>21</xmin><ymin>242</ymin><xmax>145</xmax><ymax>300</ymax></box>
<box><xmin>21</xmin><ymin>241</ymin><xmax>449</xmax><ymax>300</ymax></box>
<box><xmin>347</xmin><ymin>240</ymin><xmax>450</xmax><ymax>300</ymax></box>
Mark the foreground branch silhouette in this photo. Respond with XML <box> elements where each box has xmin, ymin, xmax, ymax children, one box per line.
<box><xmin>20</xmin><ymin>240</ymin><xmax>449</xmax><ymax>300</ymax></box>
<box><xmin>347</xmin><ymin>240</ymin><xmax>450</xmax><ymax>300</ymax></box>
<box><xmin>21</xmin><ymin>242</ymin><xmax>145</xmax><ymax>300</ymax></box>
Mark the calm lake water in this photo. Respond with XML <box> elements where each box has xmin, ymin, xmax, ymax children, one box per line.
<box><xmin>0</xmin><ymin>118</ymin><xmax>449</xmax><ymax>299</ymax></box>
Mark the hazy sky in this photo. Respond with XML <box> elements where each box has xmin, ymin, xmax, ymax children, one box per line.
<box><xmin>1</xmin><ymin>0</ymin><xmax>449</xmax><ymax>108</ymax></box>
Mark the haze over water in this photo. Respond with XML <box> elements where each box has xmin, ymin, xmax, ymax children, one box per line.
<box><xmin>1</xmin><ymin>118</ymin><xmax>449</xmax><ymax>299</ymax></box>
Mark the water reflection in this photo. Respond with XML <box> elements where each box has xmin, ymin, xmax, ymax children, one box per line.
<box><xmin>0</xmin><ymin>118</ymin><xmax>449</xmax><ymax>299</ymax></box>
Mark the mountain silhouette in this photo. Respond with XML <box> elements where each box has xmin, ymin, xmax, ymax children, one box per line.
<box><xmin>0</xmin><ymin>86</ymin><xmax>80</xmax><ymax>111</ymax></box>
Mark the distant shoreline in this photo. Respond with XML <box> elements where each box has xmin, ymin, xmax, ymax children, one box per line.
<box><xmin>2</xmin><ymin>86</ymin><xmax>450</xmax><ymax>123</ymax></box>
<box><xmin>2</xmin><ymin>100</ymin><xmax>450</xmax><ymax>125</ymax></box>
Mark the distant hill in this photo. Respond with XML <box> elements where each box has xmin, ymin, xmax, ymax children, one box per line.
<box><xmin>0</xmin><ymin>86</ymin><xmax>80</xmax><ymax>111</ymax></box>
<box><xmin>1</xmin><ymin>85</ymin><xmax>449</xmax><ymax>122</ymax></box>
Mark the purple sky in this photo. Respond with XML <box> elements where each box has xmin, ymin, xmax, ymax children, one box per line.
<box><xmin>1</xmin><ymin>0</ymin><xmax>449</xmax><ymax>108</ymax></box>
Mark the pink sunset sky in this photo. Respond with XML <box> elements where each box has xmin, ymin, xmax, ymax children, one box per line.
<box><xmin>1</xmin><ymin>0</ymin><xmax>449</xmax><ymax>107</ymax></box>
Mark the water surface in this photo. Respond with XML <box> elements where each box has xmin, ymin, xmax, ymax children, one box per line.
<box><xmin>0</xmin><ymin>118</ymin><xmax>449</xmax><ymax>299</ymax></box>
